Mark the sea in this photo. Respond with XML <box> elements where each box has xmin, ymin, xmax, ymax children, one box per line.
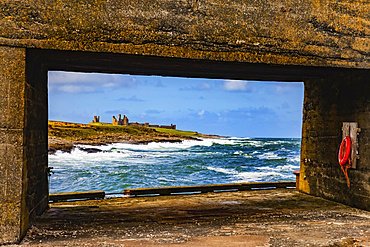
<box><xmin>48</xmin><ymin>137</ymin><xmax>301</xmax><ymax>196</ymax></box>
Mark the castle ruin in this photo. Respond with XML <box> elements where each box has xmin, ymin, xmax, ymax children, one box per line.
<box><xmin>112</xmin><ymin>114</ymin><xmax>176</xmax><ymax>129</ymax></box>
<box><xmin>112</xmin><ymin>114</ymin><xmax>130</xmax><ymax>126</ymax></box>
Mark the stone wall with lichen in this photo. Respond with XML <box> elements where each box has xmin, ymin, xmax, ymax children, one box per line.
<box><xmin>300</xmin><ymin>70</ymin><xmax>370</xmax><ymax>210</ymax></box>
<box><xmin>0</xmin><ymin>0</ymin><xmax>369</xmax><ymax>69</ymax></box>
<box><xmin>0</xmin><ymin>46</ymin><xmax>49</xmax><ymax>245</ymax></box>
<box><xmin>0</xmin><ymin>46</ymin><xmax>27</xmax><ymax>244</ymax></box>
<box><xmin>0</xmin><ymin>0</ymin><xmax>369</xmax><ymax>244</ymax></box>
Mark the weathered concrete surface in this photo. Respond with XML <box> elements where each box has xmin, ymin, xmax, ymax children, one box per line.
<box><xmin>10</xmin><ymin>189</ymin><xmax>370</xmax><ymax>246</ymax></box>
<box><xmin>300</xmin><ymin>70</ymin><xmax>370</xmax><ymax>211</ymax></box>
<box><xmin>0</xmin><ymin>46</ymin><xmax>27</xmax><ymax>244</ymax></box>
<box><xmin>0</xmin><ymin>0</ymin><xmax>369</xmax><ymax>69</ymax></box>
<box><xmin>24</xmin><ymin>43</ymin><xmax>49</xmax><ymax>231</ymax></box>
<box><xmin>0</xmin><ymin>46</ymin><xmax>48</xmax><ymax>244</ymax></box>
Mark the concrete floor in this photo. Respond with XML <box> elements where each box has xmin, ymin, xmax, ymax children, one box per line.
<box><xmin>13</xmin><ymin>189</ymin><xmax>370</xmax><ymax>246</ymax></box>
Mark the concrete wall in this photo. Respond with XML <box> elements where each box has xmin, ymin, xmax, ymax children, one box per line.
<box><xmin>0</xmin><ymin>0</ymin><xmax>369</xmax><ymax>69</ymax></box>
<box><xmin>0</xmin><ymin>47</ymin><xmax>49</xmax><ymax>244</ymax></box>
<box><xmin>0</xmin><ymin>0</ymin><xmax>369</xmax><ymax>244</ymax></box>
<box><xmin>0</xmin><ymin>47</ymin><xmax>28</xmax><ymax>244</ymax></box>
<box><xmin>25</xmin><ymin>49</ymin><xmax>49</xmax><ymax>227</ymax></box>
<box><xmin>300</xmin><ymin>70</ymin><xmax>370</xmax><ymax>210</ymax></box>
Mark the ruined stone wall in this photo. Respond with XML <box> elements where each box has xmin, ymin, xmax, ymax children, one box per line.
<box><xmin>158</xmin><ymin>124</ymin><xmax>176</xmax><ymax>130</ymax></box>
<box><xmin>112</xmin><ymin>116</ymin><xmax>118</xmax><ymax>125</ymax></box>
<box><xmin>0</xmin><ymin>0</ymin><xmax>369</xmax><ymax>69</ymax></box>
<box><xmin>123</xmin><ymin>116</ymin><xmax>129</xmax><ymax>126</ymax></box>
<box><xmin>300</xmin><ymin>70</ymin><xmax>370</xmax><ymax>210</ymax></box>
<box><xmin>129</xmin><ymin>122</ymin><xmax>147</xmax><ymax>127</ymax></box>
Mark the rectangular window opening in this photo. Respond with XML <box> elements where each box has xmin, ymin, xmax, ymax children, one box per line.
<box><xmin>48</xmin><ymin>71</ymin><xmax>304</xmax><ymax>199</ymax></box>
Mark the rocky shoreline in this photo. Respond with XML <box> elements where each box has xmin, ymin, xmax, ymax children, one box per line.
<box><xmin>48</xmin><ymin>134</ymin><xmax>203</xmax><ymax>154</ymax></box>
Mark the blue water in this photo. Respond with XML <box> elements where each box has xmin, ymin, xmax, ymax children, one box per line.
<box><xmin>49</xmin><ymin>138</ymin><xmax>301</xmax><ymax>195</ymax></box>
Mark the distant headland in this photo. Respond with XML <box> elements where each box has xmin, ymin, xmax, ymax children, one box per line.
<box><xmin>48</xmin><ymin>117</ymin><xmax>222</xmax><ymax>154</ymax></box>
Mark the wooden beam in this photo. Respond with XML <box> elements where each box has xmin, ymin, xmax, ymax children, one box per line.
<box><xmin>123</xmin><ymin>181</ymin><xmax>296</xmax><ymax>197</ymax></box>
<box><xmin>49</xmin><ymin>191</ymin><xmax>105</xmax><ymax>203</ymax></box>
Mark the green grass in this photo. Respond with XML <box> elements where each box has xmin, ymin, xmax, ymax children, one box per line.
<box><xmin>152</xmin><ymin>127</ymin><xmax>200</xmax><ymax>137</ymax></box>
<box><xmin>48</xmin><ymin>121</ymin><xmax>201</xmax><ymax>140</ymax></box>
<box><xmin>49</xmin><ymin>121</ymin><xmax>156</xmax><ymax>139</ymax></box>
<box><xmin>89</xmin><ymin>122</ymin><xmax>201</xmax><ymax>138</ymax></box>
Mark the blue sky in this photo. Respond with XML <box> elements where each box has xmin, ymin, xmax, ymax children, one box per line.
<box><xmin>48</xmin><ymin>71</ymin><xmax>304</xmax><ymax>138</ymax></box>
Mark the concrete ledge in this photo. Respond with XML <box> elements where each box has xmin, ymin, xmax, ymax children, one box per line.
<box><xmin>123</xmin><ymin>181</ymin><xmax>296</xmax><ymax>197</ymax></box>
<box><xmin>49</xmin><ymin>191</ymin><xmax>105</xmax><ymax>203</ymax></box>
<box><xmin>19</xmin><ymin>189</ymin><xmax>370</xmax><ymax>246</ymax></box>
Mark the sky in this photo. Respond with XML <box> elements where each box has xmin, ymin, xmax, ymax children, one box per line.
<box><xmin>48</xmin><ymin>71</ymin><xmax>304</xmax><ymax>138</ymax></box>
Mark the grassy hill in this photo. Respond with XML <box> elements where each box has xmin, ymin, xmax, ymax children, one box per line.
<box><xmin>48</xmin><ymin>121</ymin><xmax>205</xmax><ymax>153</ymax></box>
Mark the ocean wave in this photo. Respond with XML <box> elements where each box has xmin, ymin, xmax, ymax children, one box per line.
<box><xmin>232</xmin><ymin>151</ymin><xmax>253</xmax><ymax>158</ymax></box>
<box><xmin>49</xmin><ymin>137</ymin><xmax>301</xmax><ymax>194</ymax></box>
<box><xmin>49</xmin><ymin>148</ymin><xmax>131</xmax><ymax>164</ymax></box>
<box><xmin>108</xmin><ymin>138</ymin><xmax>231</xmax><ymax>151</ymax></box>
<box><xmin>207</xmin><ymin>166</ymin><xmax>238</xmax><ymax>175</ymax></box>
<box><xmin>257</xmin><ymin>152</ymin><xmax>284</xmax><ymax>160</ymax></box>
<box><xmin>256</xmin><ymin>164</ymin><xmax>299</xmax><ymax>172</ymax></box>
<box><xmin>287</xmin><ymin>156</ymin><xmax>301</xmax><ymax>163</ymax></box>
<box><xmin>235</xmin><ymin>171</ymin><xmax>293</xmax><ymax>182</ymax></box>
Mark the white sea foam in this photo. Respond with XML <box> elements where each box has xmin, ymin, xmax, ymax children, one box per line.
<box><xmin>287</xmin><ymin>156</ymin><xmax>300</xmax><ymax>163</ymax></box>
<box><xmin>207</xmin><ymin>166</ymin><xmax>238</xmax><ymax>175</ymax></box>
<box><xmin>244</xmin><ymin>140</ymin><xmax>264</xmax><ymax>147</ymax></box>
<box><xmin>257</xmin><ymin>152</ymin><xmax>281</xmax><ymax>160</ymax></box>
<box><xmin>50</xmin><ymin>138</ymin><xmax>237</xmax><ymax>162</ymax></box>
<box><xmin>107</xmin><ymin>138</ymin><xmax>228</xmax><ymax>151</ymax></box>
<box><xmin>49</xmin><ymin>148</ymin><xmax>131</xmax><ymax>164</ymax></box>
<box><xmin>256</xmin><ymin>164</ymin><xmax>299</xmax><ymax>172</ymax></box>
<box><xmin>235</xmin><ymin>171</ymin><xmax>293</xmax><ymax>182</ymax></box>
<box><xmin>232</xmin><ymin>151</ymin><xmax>253</xmax><ymax>158</ymax></box>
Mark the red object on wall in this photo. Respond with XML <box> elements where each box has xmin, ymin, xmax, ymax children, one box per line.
<box><xmin>338</xmin><ymin>136</ymin><xmax>351</xmax><ymax>166</ymax></box>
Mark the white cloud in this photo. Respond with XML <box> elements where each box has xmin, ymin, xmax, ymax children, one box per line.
<box><xmin>103</xmin><ymin>82</ymin><xmax>118</xmax><ymax>88</ymax></box>
<box><xmin>48</xmin><ymin>71</ymin><xmax>136</xmax><ymax>93</ymax></box>
<box><xmin>57</xmin><ymin>85</ymin><xmax>96</xmax><ymax>94</ymax></box>
<box><xmin>198</xmin><ymin>110</ymin><xmax>205</xmax><ymax>117</ymax></box>
<box><xmin>263</xmin><ymin>81</ymin><xmax>303</xmax><ymax>94</ymax></box>
<box><xmin>223</xmin><ymin>80</ymin><xmax>252</xmax><ymax>92</ymax></box>
<box><xmin>199</xmin><ymin>83</ymin><xmax>212</xmax><ymax>90</ymax></box>
<box><xmin>180</xmin><ymin>82</ymin><xmax>213</xmax><ymax>91</ymax></box>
